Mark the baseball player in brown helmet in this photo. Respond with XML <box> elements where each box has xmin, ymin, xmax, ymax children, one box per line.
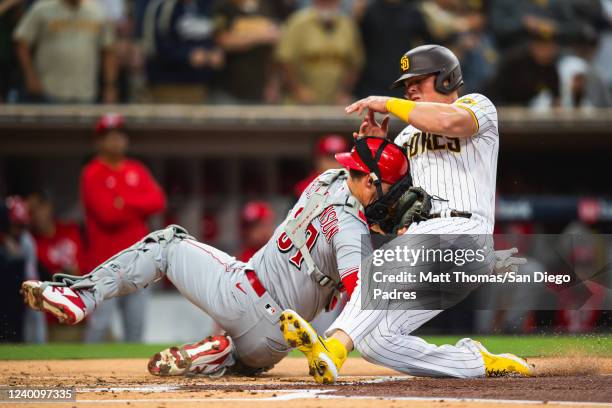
<box><xmin>281</xmin><ymin>44</ymin><xmax>533</xmax><ymax>383</ymax></box>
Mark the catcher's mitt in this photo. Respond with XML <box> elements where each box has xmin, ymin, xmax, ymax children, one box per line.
<box><xmin>387</xmin><ymin>186</ymin><xmax>432</xmax><ymax>234</ymax></box>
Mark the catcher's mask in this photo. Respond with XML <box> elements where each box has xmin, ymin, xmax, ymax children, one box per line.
<box><xmin>335</xmin><ymin>137</ymin><xmax>408</xmax><ymax>200</ymax></box>
<box><xmin>364</xmin><ymin>174</ymin><xmax>413</xmax><ymax>233</ymax></box>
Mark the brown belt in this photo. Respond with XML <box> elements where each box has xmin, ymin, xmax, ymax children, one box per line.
<box><xmin>245</xmin><ymin>269</ymin><xmax>266</xmax><ymax>297</ymax></box>
<box><xmin>429</xmin><ymin>210</ymin><xmax>472</xmax><ymax>219</ymax></box>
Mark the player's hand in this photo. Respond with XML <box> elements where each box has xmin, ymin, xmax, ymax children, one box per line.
<box><xmin>493</xmin><ymin>247</ymin><xmax>527</xmax><ymax>274</ymax></box>
<box><xmin>345</xmin><ymin>96</ymin><xmax>391</xmax><ymax>116</ymax></box>
<box><xmin>353</xmin><ymin>110</ymin><xmax>389</xmax><ymax>139</ymax></box>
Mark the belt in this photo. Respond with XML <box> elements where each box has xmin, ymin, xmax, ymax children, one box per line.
<box><xmin>245</xmin><ymin>269</ymin><xmax>266</xmax><ymax>297</ymax></box>
<box><xmin>429</xmin><ymin>210</ymin><xmax>472</xmax><ymax>219</ymax></box>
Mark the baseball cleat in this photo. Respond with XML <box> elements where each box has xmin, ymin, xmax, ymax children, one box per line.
<box><xmin>279</xmin><ymin>309</ymin><xmax>347</xmax><ymax>384</ymax></box>
<box><xmin>474</xmin><ymin>341</ymin><xmax>534</xmax><ymax>377</ymax></box>
<box><xmin>20</xmin><ymin>280</ymin><xmax>87</xmax><ymax>325</ymax></box>
<box><xmin>148</xmin><ymin>335</ymin><xmax>235</xmax><ymax>377</ymax></box>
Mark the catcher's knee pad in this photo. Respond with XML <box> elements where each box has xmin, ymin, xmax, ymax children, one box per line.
<box><xmin>69</xmin><ymin>225</ymin><xmax>193</xmax><ymax>301</ymax></box>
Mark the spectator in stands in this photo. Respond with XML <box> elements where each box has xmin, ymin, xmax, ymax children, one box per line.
<box><xmin>354</xmin><ymin>0</ymin><xmax>431</xmax><ymax>98</ymax></box>
<box><xmin>141</xmin><ymin>0</ymin><xmax>223</xmax><ymax>103</ymax></box>
<box><xmin>238</xmin><ymin>200</ymin><xmax>275</xmax><ymax>261</ymax></box>
<box><xmin>558</xmin><ymin>32</ymin><xmax>612</xmax><ymax>109</ymax></box>
<box><xmin>27</xmin><ymin>192</ymin><xmax>84</xmax><ymax>278</ymax></box>
<box><xmin>294</xmin><ymin>134</ymin><xmax>348</xmax><ymax>197</ymax></box>
<box><xmin>487</xmin><ymin>31</ymin><xmax>560</xmax><ymax>108</ymax></box>
<box><xmin>211</xmin><ymin>0</ymin><xmax>282</xmax><ymax>104</ymax></box>
<box><xmin>13</xmin><ymin>0</ymin><xmax>118</xmax><ymax>103</ymax></box>
<box><xmin>97</xmin><ymin>0</ymin><xmax>134</xmax><ymax>103</ymax></box>
<box><xmin>270</xmin><ymin>0</ymin><xmax>300</xmax><ymax>20</ymax></box>
<box><xmin>418</xmin><ymin>0</ymin><xmax>483</xmax><ymax>47</ymax></box>
<box><xmin>488</xmin><ymin>0</ymin><xmax>601</xmax><ymax>53</ymax></box>
<box><xmin>593</xmin><ymin>1</ymin><xmax>612</xmax><ymax>97</ymax></box>
<box><xmin>298</xmin><ymin>0</ymin><xmax>364</xmax><ymax>17</ymax></box>
<box><xmin>81</xmin><ymin>113</ymin><xmax>166</xmax><ymax>342</ymax></box>
<box><xmin>4</xmin><ymin>196</ymin><xmax>47</xmax><ymax>343</ymax></box>
<box><xmin>0</xmin><ymin>201</ymin><xmax>26</xmax><ymax>342</ymax></box>
<box><xmin>276</xmin><ymin>0</ymin><xmax>363</xmax><ymax>105</ymax></box>
<box><xmin>437</xmin><ymin>1</ymin><xmax>497</xmax><ymax>95</ymax></box>
<box><xmin>0</xmin><ymin>0</ymin><xmax>25</xmax><ymax>103</ymax></box>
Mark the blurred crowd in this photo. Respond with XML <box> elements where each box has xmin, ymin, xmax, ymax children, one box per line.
<box><xmin>1</xmin><ymin>0</ymin><xmax>611</xmax><ymax>108</ymax></box>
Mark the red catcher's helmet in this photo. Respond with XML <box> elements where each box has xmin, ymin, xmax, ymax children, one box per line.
<box><xmin>335</xmin><ymin>137</ymin><xmax>408</xmax><ymax>184</ymax></box>
<box><xmin>316</xmin><ymin>134</ymin><xmax>349</xmax><ymax>156</ymax></box>
<box><xmin>241</xmin><ymin>201</ymin><xmax>274</xmax><ymax>229</ymax></box>
<box><xmin>95</xmin><ymin>113</ymin><xmax>125</xmax><ymax>135</ymax></box>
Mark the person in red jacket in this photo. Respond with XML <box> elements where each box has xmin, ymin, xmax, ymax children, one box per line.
<box><xmin>237</xmin><ymin>201</ymin><xmax>275</xmax><ymax>262</ymax></box>
<box><xmin>81</xmin><ymin>113</ymin><xmax>166</xmax><ymax>342</ymax></box>
<box><xmin>28</xmin><ymin>192</ymin><xmax>85</xmax><ymax>278</ymax></box>
<box><xmin>293</xmin><ymin>134</ymin><xmax>349</xmax><ymax>198</ymax></box>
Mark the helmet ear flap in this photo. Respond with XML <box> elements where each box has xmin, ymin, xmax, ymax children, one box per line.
<box><xmin>434</xmin><ymin>65</ymin><xmax>464</xmax><ymax>94</ymax></box>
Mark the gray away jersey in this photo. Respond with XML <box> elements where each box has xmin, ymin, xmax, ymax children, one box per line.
<box><xmin>250</xmin><ymin>173</ymin><xmax>369</xmax><ymax>321</ymax></box>
<box><xmin>394</xmin><ymin>93</ymin><xmax>499</xmax><ymax>232</ymax></box>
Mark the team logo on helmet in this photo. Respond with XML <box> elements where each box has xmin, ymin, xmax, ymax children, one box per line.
<box><xmin>400</xmin><ymin>55</ymin><xmax>410</xmax><ymax>72</ymax></box>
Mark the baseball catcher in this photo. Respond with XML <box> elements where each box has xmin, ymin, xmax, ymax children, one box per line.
<box><xmin>21</xmin><ymin>137</ymin><xmax>412</xmax><ymax>377</ymax></box>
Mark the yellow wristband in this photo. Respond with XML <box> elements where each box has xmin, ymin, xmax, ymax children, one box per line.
<box><xmin>386</xmin><ymin>98</ymin><xmax>416</xmax><ymax>123</ymax></box>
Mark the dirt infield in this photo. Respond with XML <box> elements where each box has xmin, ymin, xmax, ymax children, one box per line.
<box><xmin>1</xmin><ymin>357</ymin><xmax>611</xmax><ymax>408</ymax></box>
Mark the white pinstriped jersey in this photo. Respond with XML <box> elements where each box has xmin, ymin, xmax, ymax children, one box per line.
<box><xmin>250</xmin><ymin>172</ymin><xmax>368</xmax><ymax>321</ymax></box>
<box><xmin>394</xmin><ymin>93</ymin><xmax>499</xmax><ymax>233</ymax></box>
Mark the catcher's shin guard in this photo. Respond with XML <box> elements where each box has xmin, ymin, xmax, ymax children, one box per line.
<box><xmin>148</xmin><ymin>335</ymin><xmax>235</xmax><ymax>377</ymax></box>
<box><xmin>280</xmin><ymin>309</ymin><xmax>347</xmax><ymax>384</ymax></box>
<box><xmin>67</xmin><ymin>225</ymin><xmax>192</xmax><ymax>302</ymax></box>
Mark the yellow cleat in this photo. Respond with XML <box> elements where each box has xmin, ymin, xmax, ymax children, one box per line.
<box><xmin>474</xmin><ymin>341</ymin><xmax>534</xmax><ymax>377</ymax></box>
<box><xmin>279</xmin><ymin>309</ymin><xmax>347</xmax><ymax>384</ymax></box>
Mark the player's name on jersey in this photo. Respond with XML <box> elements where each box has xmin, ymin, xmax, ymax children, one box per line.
<box><xmin>371</xmin><ymin>271</ymin><xmax>572</xmax><ymax>285</ymax></box>
<box><xmin>404</xmin><ymin>132</ymin><xmax>461</xmax><ymax>158</ymax></box>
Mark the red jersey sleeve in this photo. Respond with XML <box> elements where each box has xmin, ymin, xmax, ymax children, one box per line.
<box><xmin>341</xmin><ymin>269</ymin><xmax>359</xmax><ymax>298</ymax></box>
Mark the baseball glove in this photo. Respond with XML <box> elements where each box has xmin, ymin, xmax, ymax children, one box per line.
<box><xmin>387</xmin><ymin>186</ymin><xmax>432</xmax><ymax>234</ymax></box>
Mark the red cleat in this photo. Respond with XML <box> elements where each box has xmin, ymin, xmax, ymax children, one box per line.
<box><xmin>21</xmin><ymin>280</ymin><xmax>87</xmax><ymax>325</ymax></box>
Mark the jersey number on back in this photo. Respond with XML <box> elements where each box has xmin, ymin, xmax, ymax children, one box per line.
<box><xmin>277</xmin><ymin>207</ymin><xmax>320</xmax><ymax>269</ymax></box>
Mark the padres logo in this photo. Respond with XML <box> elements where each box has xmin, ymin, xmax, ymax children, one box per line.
<box><xmin>400</xmin><ymin>56</ymin><xmax>410</xmax><ymax>72</ymax></box>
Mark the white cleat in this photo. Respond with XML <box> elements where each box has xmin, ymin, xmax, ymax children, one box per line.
<box><xmin>20</xmin><ymin>280</ymin><xmax>87</xmax><ymax>325</ymax></box>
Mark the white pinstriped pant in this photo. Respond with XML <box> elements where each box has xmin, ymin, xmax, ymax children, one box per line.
<box><xmin>326</xmin><ymin>217</ymin><xmax>493</xmax><ymax>378</ymax></box>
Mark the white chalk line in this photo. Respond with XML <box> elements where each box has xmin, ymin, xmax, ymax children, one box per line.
<box><xmin>50</xmin><ymin>382</ymin><xmax>612</xmax><ymax>406</ymax></box>
<box><xmin>33</xmin><ymin>393</ymin><xmax>612</xmax><ymax>406</ymax></box>
<box><xmin>75</xmin><ymin>375</ymin><xmax>409</xmax><ymax>393</ymax></box>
